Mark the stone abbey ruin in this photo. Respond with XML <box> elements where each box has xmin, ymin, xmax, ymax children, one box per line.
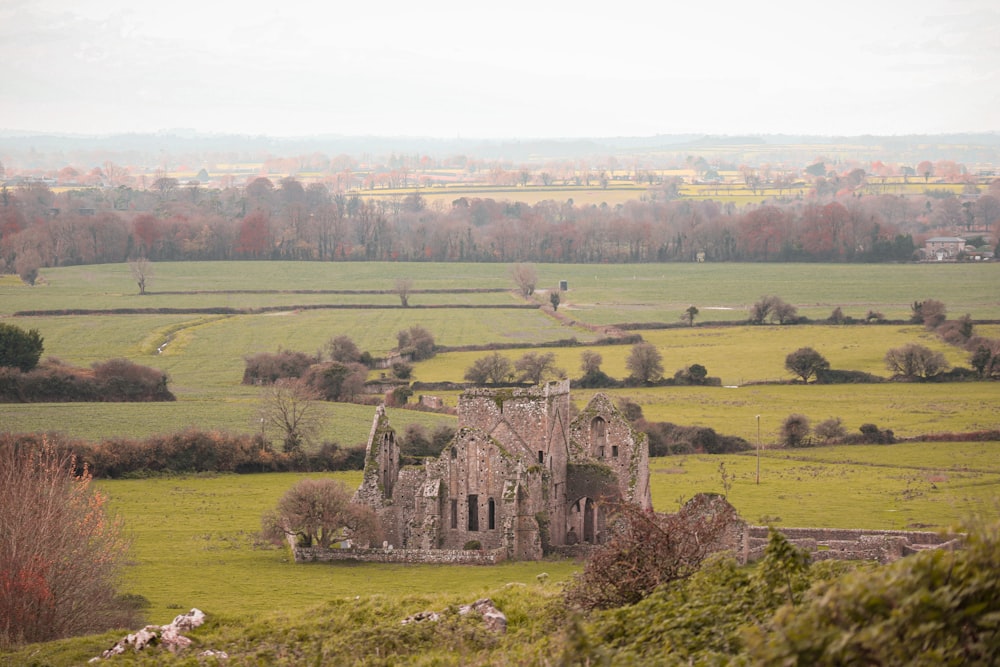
<box><xmin>351</xmin><ymin>380</ymin><xmax>651</xmax><ymax>562</ymax></box>
<box><xmin>291</xmin><ymin>380</ymin><xmax>959</xmax><ymax>565</ymax></box>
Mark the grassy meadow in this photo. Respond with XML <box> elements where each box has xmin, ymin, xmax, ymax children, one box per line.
<box><xmin>2</xmin><ymin>260</ymin><xmax>1000</xmax><ymax>664</ymax></box>
<box><xmin>1</xmin><ymin>261</ymin><xmax>998</xmax><ymax>445</ymax></box>
<box><xmin>77</xmin><ymin>438</ymin><xmax>999</xmax><ymax>626</ymax></box>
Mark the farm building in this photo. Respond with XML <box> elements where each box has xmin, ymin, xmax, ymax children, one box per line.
<box><xmin>351</xmin><ymin>380</ymin><xmax>651</xmax><ymax>561</ymax></box>
<box><xmin>923</xmin><ymin>236</ymin><xmax>966</xmax><ymax>260</ymax></box>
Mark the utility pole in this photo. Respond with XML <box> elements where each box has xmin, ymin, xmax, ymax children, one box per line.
<box><xmin>756</xmin><ymin>414</ymin><xmax>761</xmax><ymax>485</ymax></box>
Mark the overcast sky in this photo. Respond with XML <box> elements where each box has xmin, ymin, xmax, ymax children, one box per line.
<box><xmin>1</xmin><ymin>0</ymin><xmax>997</xmax><ymax>139</ymax></box>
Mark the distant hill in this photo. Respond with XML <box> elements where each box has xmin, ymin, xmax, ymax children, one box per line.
<box><xmin>1</xmin><ymin>131</ymin><xmax>998</xmax><ymax>169</ymax></box>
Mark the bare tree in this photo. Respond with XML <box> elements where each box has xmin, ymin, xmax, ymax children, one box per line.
<box><xmin>884</xmin><ymin>343</ymin><xmax>949</xmax><ymax>380</ymax></box>
<box><xmin>511</xmin><ymin>263</ymin><xmax>538</xmax><ymax>297</ymax></box>
<box><xmin>259</xmin><ymin>379</ymin><xmax>324</xmax><ymax>452</ymax></box>
<box><xmin>394</xmin><ymin>278</ymin><xmax>414</xmax><ymax>307</ymax></box>
<box><xmin>580</xmin><ymin>350</ymin><xmax>603</xmax><ymax>375</ymax></box>
<box><xmin>128</xmin><ymin>256</ymin><xmax>153</xmax><ymax>295</ymax></box>
<box><xmin>464</xmin><ymin>352</ymin><xmax>514</xmax><ymax>384</ymax></box>
<box><xmin>14</xmin><ymin>250</ymin><xmax>41</xmax><ymax>286</ymax></box>
<box><xmin>325</xmin><ymin>335</ymin><xmax>361</xmax><ymax>363</ymax></box>
<box><xmin>626</xmin><ymin>342</ymin><xmax>664</xmax><ymax>383</ymax></box>
<box><xmin>750</xmin><ymin>295</ymin><xmax>797</xmax><ymax>325</ymax></box>
<box><xmin>261</xmin><ymin>478</ymin><xmax>382</xmax><ymax>548</ymax></box>
<box><xmin>514</xmin><ymin>351</ymin><xmax>565</xmax><ymax>384</ymax></box>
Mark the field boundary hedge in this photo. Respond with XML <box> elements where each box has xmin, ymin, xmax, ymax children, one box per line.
<box><xmin>14</xmin><ymin>304</ymin><xmax>541</xmax><ymax>316</ymax></box>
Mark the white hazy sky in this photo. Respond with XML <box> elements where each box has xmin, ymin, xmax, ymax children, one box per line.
<box><xmin>1</xmin><ymin>0</ymin><xmax>997</xmax><ymax>138</ymax></box>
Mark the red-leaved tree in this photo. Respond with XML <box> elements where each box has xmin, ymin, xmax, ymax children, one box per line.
<box><xmin>0</xmin><ymin>440</ymin><xmax>137</xmax><ymax>647</ymax></box>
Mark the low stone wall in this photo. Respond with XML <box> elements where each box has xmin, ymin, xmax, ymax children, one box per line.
<box><xmin>746</xmin><ymin>526</ymin><xmax>962</xmax><ymax>564</ymax></box>
<box><xmin>293</xmin><ymin>545</ymin><xmax>508</xmax><ymax>565</ymax></box>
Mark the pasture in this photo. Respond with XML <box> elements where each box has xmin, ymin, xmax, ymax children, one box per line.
<box><xmin>86</xmin><ymin>438</ymin><xmax>1000</xmax><ymax>624</ymax></box>
<box><xmin>0</xmin><ymin>262</ymin><xmax>998</xmax><ymax>445</ymax></box>
<box><xmin>2</xmin><ymin>260</ymin><xmax>999</xmax><ymax>664</ymax></box>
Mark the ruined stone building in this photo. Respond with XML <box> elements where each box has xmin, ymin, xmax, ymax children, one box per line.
<box><xmin>352</xmin><ymin>380</ymin><xmax>651</xmax><ymax>561</ymax></box>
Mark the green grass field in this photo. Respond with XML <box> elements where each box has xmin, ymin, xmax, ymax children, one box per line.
<box><xmin>97</xmin><ymin>472</ymin><xmax>578</xmax><ymax>621</ymax></box>
<box><xmin>84</xmin><ymin>437</ymin><xmax>1000</xmax><ymax>625</ymax></box>
<box><xmin>2</xmin><ymin>260</ymin><xmax>1000</xmax><ymax>664</ymax></box>
<box><xmin>1</xmin><ymin>262</ymin><xmax>997</xmax><ymax>445</ymax></box>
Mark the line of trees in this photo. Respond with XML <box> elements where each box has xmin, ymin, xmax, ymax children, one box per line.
<box><xmin>2</xmin><ymin>177</ymin><xmax>998</xmax><ymax>274</ymax></box>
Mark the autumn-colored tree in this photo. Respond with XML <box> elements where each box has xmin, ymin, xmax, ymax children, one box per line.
<box><xmin>237</xmin><ymin>211</ymin><xmax>272</xmax><ymax>257</ymax></box>
<box><xmin>0</xmin><ymin>441</ymin><xmax>137</xmax><ymax>647</ymax></box>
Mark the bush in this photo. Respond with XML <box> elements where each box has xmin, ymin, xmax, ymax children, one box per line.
<box><xmin>815</xmin><ymin>368</ymin><xmax>885</xmax><ymax>384</ymax></box>
<box><xmin>884</xmin><ymin>343</ymin><xmax>949</xmax><ymax>380</ymax></box>
<box><xmin>936</xmin><ymin>314</ymin><xmax>974</xmax><ymax>345</ymax></box>
<box><xmin>91</xmin><ymin>358</ymin><xmax>174</xmax><ymax>401</ymax></box>
<box><xmin>325</xmin><ymin>335</ymin><xmax>361</xmax><ymax>363</ymax></box>
<box><xmin>814</xmin><ymin>417</ymin><xmax>847</xmax><ymax>442</ymax></box>
<box><xmin>564</xmin><ymin>495</ymin><xmax>742</xmax><ymax>610</ymax></box>
<box><xmin>0</xmin><ymin>440</ymin><xmax>138</xmax><ymax>647</ymax></box>
<box><xmin>391</xmin><ymin>361</ymin><xmax>413</xmax><ymax>379</ymax></box>
<box><xmin>0</xmin><ymin>358</ymin><xmax>175</xmax><ymax>403</ymax></box>
<box><xmin>911</xmin><ymin>299</ymin><xmax>947</xmax><ymax>328</ymax></box>
<box><xmin>780</xmin><ymin>414</ymin><xmax>812</xmax><ymax>448</ymax></box>
<box><xmin>303</xmin><ymin>361</ymin><xmax>368</xmax><ymax>401</ymax></box>
<box><xmin>672</xmin><ymin>364</ymin><xmax>710</xmax><ymax>385</ymax></box>
<box><xmin>849</xmin><ymin>423</ymin><xmax>895</xmax><ymax>445</ymax></box>
<box><xmin>749</xmin><ymin>295</ymin><xmax>798</xmax><ymax>325</ymax></box>
<box><xmin>242</xmin><ymin>349</ymin><xmax>318</xmax><ymax>385</ymax></box>
<box><xmin>397</xmin><ymin>326</ymin><xmax>436</xmax><ymax>361</ymax></box>
<box><xmin>639</xmin><ymin>421</ymin><xmax>751</xmax><ymax>456</ymax></box>
<box><xmin>746</xmin><ymin>517</ymin><xmax>1000</xmax><ymax>665</ymax></box>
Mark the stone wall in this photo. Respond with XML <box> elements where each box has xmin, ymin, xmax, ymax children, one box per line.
<box><xmin>293</xmin><ymin>545</ymin><xmax>508</xmax><ymax>565</ymax></box>
<box><xmin>747</xmin><ymin>526</ymin><xmax>962</xmax><ymax>564</ymax></box>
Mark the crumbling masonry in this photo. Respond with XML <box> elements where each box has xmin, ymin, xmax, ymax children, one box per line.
<box><xmin>350</xmin><ymin>380</ymin><xmax>651</xmax><ymax>561</ymax></box>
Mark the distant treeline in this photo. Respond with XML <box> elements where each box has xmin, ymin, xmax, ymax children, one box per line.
<box><xmin>2</xmin><ymin>176</ymin><xmax>998</xmax><ymax>274</ymax></box>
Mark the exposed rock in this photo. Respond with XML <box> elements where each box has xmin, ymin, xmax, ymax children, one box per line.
<box><xmin>95</xmin><ymin>608</ymin><xmax>208</xmax><ymax>660</ymax></box>
<box><xmin>460</xmin><ymin>598</ymin><xmax>508</xmax><ymax>634</ymax></box>
<box><xmin>402</xmin><ymin>598</ymin><xmax>507</xmax><ymax>634</ymax></box>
